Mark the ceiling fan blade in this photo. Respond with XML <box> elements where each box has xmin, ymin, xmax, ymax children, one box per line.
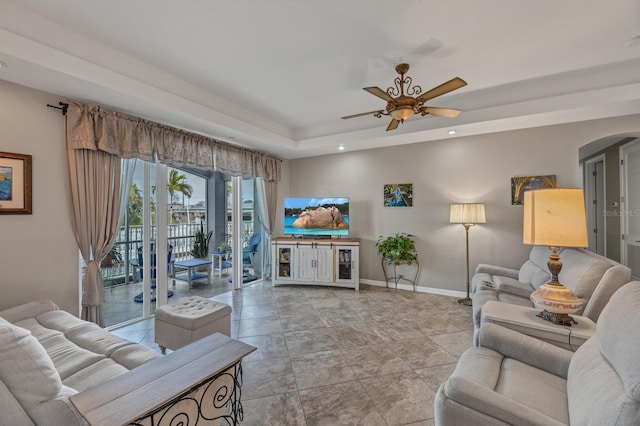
<box><xmin>421</xmin><ymin>107</ymin><xmax>462</xmax><ymax>118</ymax></box>
<box><xmin>416</xmin><ymin>77</ymin><xmax>467</xmax><ymax>103</ymax></box>
<box><xmin>386</xmin><ymin>119</ymin><xmax>400</xmax><ymax>131</ymax></box>
<box><xmin>341</xmin><ymin>110</ymin><xmax>385</xmax><ymax>120</ymax></box>
<box><xmin>363</xmin><ymin>86</ymin><xmax>395</xmax><ymax>102</ymax></box>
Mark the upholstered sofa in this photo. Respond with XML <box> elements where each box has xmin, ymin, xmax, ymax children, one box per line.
<box><xmin>434</xmin><ymin>280</ymin><xmax>640</xmax><ymax>425</ymax></box>
<box><xmin>0</xmin><ymin>300</ymin><xmax>160</xmax><ymax>425</ymax></box>
<box><xmin>470</xmin><ymin>246</ymin><xmax>630</xmax><ymax>342</ymax></box>
<box><xmin>0</xmin><ymin>299</ymin><xmax>255</xmax><ymax>425</ymax></box>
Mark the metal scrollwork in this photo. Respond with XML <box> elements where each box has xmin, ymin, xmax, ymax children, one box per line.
<box><xmin>387</xmin><ymin>75</ymin><xmax>422</xmax><ymax>98</ymax></box>
<box><xmin>131</xmin><ymin>363</ymin><xmax>245</xmax><ymax>426</ymax></box>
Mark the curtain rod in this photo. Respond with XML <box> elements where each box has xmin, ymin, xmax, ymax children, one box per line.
<box><xmin>46</xmin><ymin>102</ymin><xmax>68</xmax><ymax>115</ymax></box>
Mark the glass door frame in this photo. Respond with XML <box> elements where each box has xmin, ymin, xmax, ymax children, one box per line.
<box><xmin>141</xmin><ymin>161</ymin><xmax>169</xmax><ymax>317</ymax></box>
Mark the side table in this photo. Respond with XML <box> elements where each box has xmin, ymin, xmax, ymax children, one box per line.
<box><xmin>172</xmin><ymin>259</ymin><xmax>212</xmax><ymax>288</ymax></box>
<box><xmin>480</xmin><ymin>301</ymin><xmax>596</xmax><ymax>351</ymax></box>
<box><xmin>210</xmin><ymin>250</ymin><xmax>230</xmax><ymax>277</ymax></box>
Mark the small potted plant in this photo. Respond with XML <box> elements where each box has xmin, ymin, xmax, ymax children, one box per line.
<box><xmin>100</xmin><ymin>244</ymin><xmax>123</xmax><ymax>268</ymax></box>
<box><xmin>376</xmin><ymin>233</ymin><xmax>419</xmax><ymax>290</ymax></box>
<box><xmin>191</xmin><ymin>222</ymin><xmax>213</xmax><ymax>259</ymax></box>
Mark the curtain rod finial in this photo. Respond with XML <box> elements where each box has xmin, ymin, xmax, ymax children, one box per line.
<box><xmin>46</xmin><ymin>102</ymin><xmax>68</xmax><ymax>116</ymax></box>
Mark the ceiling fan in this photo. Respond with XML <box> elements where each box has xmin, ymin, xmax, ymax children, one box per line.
<box><xmin>342</xmin><ymin>63</ymin><xmax>467</xmax><ymax>131</ymax></box>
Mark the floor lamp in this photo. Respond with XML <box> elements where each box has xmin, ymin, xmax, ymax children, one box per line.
<box><xmin>523</xmin><ymin>188</ymin><xmax>587</xmax><ymax>325</ymax></box>
<box><xmin>450</xmin><ymin>203</ymin><xmax>486</xmax><ymax>306</ymax></box>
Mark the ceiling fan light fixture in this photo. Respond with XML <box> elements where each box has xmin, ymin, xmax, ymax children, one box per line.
<box><xmin>390</xmin><ymin>107</ymin><xmax>415</xmax><ymax>122</ymax></box>
<box><xmin>342</xmin><ymin>63</ymin><xmax>467</xmax><ymax>131</ymax></box>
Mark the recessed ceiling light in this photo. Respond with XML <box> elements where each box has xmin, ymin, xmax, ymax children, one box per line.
<box><xmin>338</xmin><ymin>144</ymin><xmax>345</xmax><ymax>151</ymax></box>
<box><xmin>448</xmin><ymin>130</ymin><xmax>456</xmax><ymax>135</ymax></box>
<box><xmin>0</xmin><ymin>61</ymin><xmax>6</xmax><ymax>68</ymax></box>
<box><xmin>624</xmin><ymin>35</ymin><xmax>640</xmax><ymax>47</ymax></box>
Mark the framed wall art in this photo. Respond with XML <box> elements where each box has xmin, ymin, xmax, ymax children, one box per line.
<box><xmin>511</xmin><ymin>175</ymin><xmax>556</xmax><ymax>205</ymax></box>
<box><xmin>0</xmin><ymin>151</ymin><xmax>32</xmax><ymax>214</ymax></box>
<box><xmin>384</xmin><ymin>183</ymin><xmax>413</xmax><ymax>207</ymax></box>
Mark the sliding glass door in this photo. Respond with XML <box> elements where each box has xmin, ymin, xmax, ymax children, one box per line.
<box><xmin>226</xmin><ymin>176</ymin><xmax>268</xmax><ymax>289</ymax></box>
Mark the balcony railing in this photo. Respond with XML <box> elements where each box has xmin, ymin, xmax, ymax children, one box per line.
<box><xmin>101</xmin><ymin>222</ymin><xmax>255</xmax><ymax>286</ymax></box>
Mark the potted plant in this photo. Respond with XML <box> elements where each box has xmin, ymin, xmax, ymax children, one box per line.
<box><xmin>376</xmin><ymin>233</ymin><xmax>419</xmax><ymax>290</ymax></box>
<box><xmin>376</xmin><ymin>233</ymin><xmax>418</xmax><ymax>265</ymax></box>
<box><xmin>100</xmin><ymin>244</ymin><xmax>123</xmax><ymax>268</ymax></box>
<box><xmin>191</xmin><ymin>222</ymin><xmax>213</xmax><ymax>259</ymax></box>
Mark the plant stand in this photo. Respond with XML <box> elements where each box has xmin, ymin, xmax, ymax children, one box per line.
<box><xmin>381</xmin><ymin>259</ymin><xmax>420</xmax><ymax>291</ymax></box>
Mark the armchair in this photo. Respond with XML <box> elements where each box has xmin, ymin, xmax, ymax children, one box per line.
<box><xmin>223</xmin><ymin>233</ymin><xmax>261</xmax><ymax>284</ymax></box>
<box><xmin>131</xmin><ymin>243</ymin><xmax>175</xmax><ymax>302</ymax></box>
<box><xmin>434</xmin><ymin>281</ymin><xmax>640</xmax><ymax>425</ymax></box>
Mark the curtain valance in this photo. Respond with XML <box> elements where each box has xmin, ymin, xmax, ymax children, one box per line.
<box><xmin>66</xmin><ymin>101</ymin><xmax>281</xmax><ymax>182</ymax></box>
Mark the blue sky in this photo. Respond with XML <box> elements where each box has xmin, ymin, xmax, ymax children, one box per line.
<box><xmin>285</xmin><ymin>197</ymin><xmax>349</xmax><ymax>210</ymax></box>
<box><xmin>131</xmin><ymin>164</ymin><xmax>207</xmax><ymax>205</ymax></box>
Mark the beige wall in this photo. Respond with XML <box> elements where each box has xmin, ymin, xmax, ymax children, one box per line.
<box><xmin>0</xmin><ymin>81</ymin><xmax>79</xmax><ymax>315</ymax></box>
<box><xmin>285</xmin><ymin>115</ymin><xmax>640</xmax><ymax>294</ymax></box>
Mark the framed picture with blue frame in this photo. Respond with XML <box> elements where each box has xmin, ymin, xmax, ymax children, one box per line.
<box><xmin>0</xmin><ymin>151</ymin><xmax>32</xmax><ymax>214</ymax></box>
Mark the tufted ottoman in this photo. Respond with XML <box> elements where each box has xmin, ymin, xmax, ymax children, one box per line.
<box><xmin>155</xmin><ymin>296</ymin><xmax>232</xmax><ymax>353</ymax></box>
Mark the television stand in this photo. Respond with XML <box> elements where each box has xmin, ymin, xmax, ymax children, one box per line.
<box><xmin>272</xmin><ymin>237</ymin><xmax>360</xmax><ymax>290</ymax></box>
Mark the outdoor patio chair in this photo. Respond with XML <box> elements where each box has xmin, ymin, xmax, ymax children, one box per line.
<box><xmin>132</xmin><ymin>243</ymin><xmax>175</xmax><ymax>302</ymax></box>
<box><xmin>224</xmin><ymin>233</ymin><xmax>261</xmax><ymax>284</ymax></box>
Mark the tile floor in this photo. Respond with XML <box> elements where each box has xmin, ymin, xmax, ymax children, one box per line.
<box><xmin>103</xmin><ymin>274</ymin><xmax>235</xmax><ymax>326</ymax></box>
<box><xmin>111</xmin><ymin>281</ymin><xmax>473</xmax><ymax>426</ymax></box>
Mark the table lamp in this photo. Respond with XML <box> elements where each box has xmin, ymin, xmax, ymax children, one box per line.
<box><xmin>523</xmin><ymin>188</ymin><xmax>588</xmax><ymax>325</ymax></box>
<box><xmin>450</xmin><ymin>203</ymin><xmax>486</xmax><ymax>306</ymax></box>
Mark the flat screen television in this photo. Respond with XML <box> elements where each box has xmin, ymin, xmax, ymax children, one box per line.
<box><xmin>284</xmin><ymin>197</ymin><xmax>349</xmax><ymax>237</ymax></box>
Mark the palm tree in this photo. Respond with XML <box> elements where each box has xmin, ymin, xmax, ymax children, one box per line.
<box><xmin>167</xmin><ymin>169</ymin><xmax>193</xmax><ymax>223</ymax></box>
<box><xmin>128</xmin><ymin>183</ymin><xmax>143</xmax><ymax>225</ymax></box>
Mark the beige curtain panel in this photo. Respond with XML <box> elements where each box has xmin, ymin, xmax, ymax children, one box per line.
<box><xmin>66</xmin><ymin>144</ymin><xmax>124</xmax><ymax>326</ymax></box>
<box><xmin>66</xmin><ymin>101</ymin><xmax>281</xmax><ymax>182</ymax></box>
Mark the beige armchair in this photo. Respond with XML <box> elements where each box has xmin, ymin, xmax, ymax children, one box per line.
<box><xmin>435</xmin><ymin>281</ymin><xmax>640</xmax><ymax>425</ymax></box>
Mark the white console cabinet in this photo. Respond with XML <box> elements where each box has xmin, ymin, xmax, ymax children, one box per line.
<box><xmin>272</xmin><ymin>237</ymin><xmax>360</xmax><ymax>290</ymax></box>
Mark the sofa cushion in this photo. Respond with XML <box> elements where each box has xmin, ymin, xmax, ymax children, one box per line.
<box><xmin>65</xmin><ymin>326</ymin><xmax>131</xmax><ymax>356</ymax></box>
<box><xmin>445</xmin><ymin>346</ymin><xmax>568</xmax><ymax>424</ymax></box>
<box><xmin>597</xmin><ymin>281</ymin><xmax>640</xmax><ymax>402</ymax></box>
<box><xmin>556</xmin><ymin>250</ymin><xmax>611</xmax><ymax>305</ymax></box>
<box><xmin>528</xmin><ymin>245</ymin><xmax>554</xmax><ymax>270</ymax></box>
<box><xmin>111</xmin><ymin>344</ymin><xmax>160</xmax><ymax>370</ymax></box>
<box><xmin>567</xmin><ymin>337</ymin><xmax>639</xmax><ymax>425</ymax></box>
<box><xmin>27</xmin><ymin>385</ymin><xmax>83</xmax><ymax>426</ymax></box>
<box><xmin>0</xmin><ymin>317</ymin><xmax>64</xmax><ymax>410</ymax></box>
<box><xmin>36</xmin><ymin>310</ymin><xmax>96</xmax><ymax>335</ymax></box>
<box><xmin>517</xmin><ymin>260</ymin><xmax>550</xmax><ymax>288</ymax></box>
<box><xmin>0</xmin><ymin>379</ymin><xmax>33</xmax><ymax>425</ymax></box>
<box><xmin>62</xmin><ymin>358</ymin><xmax>131</xmax><ymax>392</ymax></box>
<box><xmin>37</xmin><ymin>333</ymin><xmax>105</xmax><ymax>380</ymax></box>
<box><xmin>496</xmin><ymin>358</ymin><xmax>568</xmax><ymax>424</ymax></box>
<box><xmin>13</xmin><ymin>317</ymin><xmax>64</xmax><ymax>342</ymax></box>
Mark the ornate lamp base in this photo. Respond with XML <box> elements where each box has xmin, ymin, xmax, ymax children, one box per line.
<box><xmin>536</xmin><ymin>310</ymin><xmax>578</xmax><ymax>326</ymax></box>
<box><xmin>457</xmin><ymin>296</ymin><xmax>472</xmax><ymax>306</ymax></box>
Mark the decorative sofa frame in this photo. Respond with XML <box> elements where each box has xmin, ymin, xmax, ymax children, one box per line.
<box><xmin>0</xmin><ymin>300</ymin><xmax>254</xmax><ymax>425</ymax></box>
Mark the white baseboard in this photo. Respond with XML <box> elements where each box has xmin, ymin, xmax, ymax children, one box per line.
<box><xmin>359</xmin><ymin>278</ymin><xmax>467</xmax><ymax>299</ymax></box>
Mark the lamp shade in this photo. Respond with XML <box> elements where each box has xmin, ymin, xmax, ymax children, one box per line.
<box><xmin>450</xmin><ymin>203</ymin><xmax>486</xmax><ymax>225</ymax></box>
<box><xmin>523</xmin><ymin>188</ymin><xmax>588</xmax><ymax>248</ymax></box>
